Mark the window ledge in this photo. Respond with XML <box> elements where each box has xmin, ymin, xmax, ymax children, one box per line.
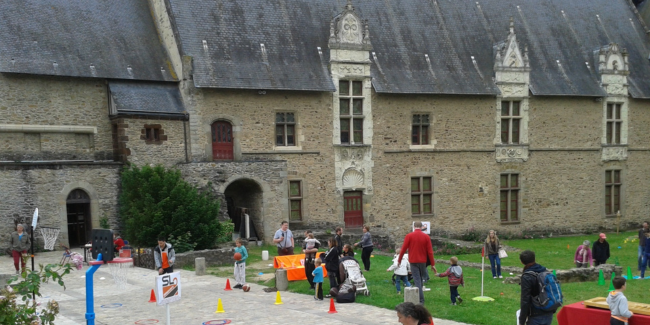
<box><xmin>272</xmin><ymin>146</ymin><xmax>303</xmax><ymax>151</ymax></box>
<box><xmin>500</xmin><ymin>221</ymin><xmax>521</xmax><ymax>225</ymax></box>
<box><xmin>242</xmin><ymin>150</ymin><xmax>320</xmax><ymax>155</ymax></box>
<box><xmin>412</xmin><ymin>214</ymin><xmax>435</xmax><ymax>218</ymax></box>
<box><xmin>334</xmin><ymin>144</ymin><xmax>371</xmax><ymax>148</ymax></box>
<box><xmin>409</xmin><ymin>145</ymin><xmax>436</xmax><ymax>150</ymax></box>
<box><xmin>601</xmin><ymin>144</ymin><xmax>628</xmax><ymax>147</ymax></box>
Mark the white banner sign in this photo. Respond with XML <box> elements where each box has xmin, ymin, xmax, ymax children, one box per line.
<box><xmin>412</xmin><ymin>221</ymin><xmax>431</xmax><ymax>235</ymax></box>
<box><xmin>32</xmin><ymin>208</ymin><xmax>39</xmax><ymax>229</ymax></box>
<box><xmin>155</xmin><ymin>272</ymin><xmax>181</xmax><ymax>306</ymax></box>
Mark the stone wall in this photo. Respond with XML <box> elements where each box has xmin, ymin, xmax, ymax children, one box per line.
<box><xmin>503</xmin><ymin>264</ymin><xmax>623</xmax><ymax>284</ymax></box>
<box><xmin>0</xmin><ymin>162</ymin><xmax>121</xmax><ymax>250</ymax></box>
<box><xmin>0</xmin><ymin>74</ymin><xmax>113</xmax><ymax>161</ymax></box>
<box><xmin>119</xmin><ymin>117</ymin><xmax>187</xmax><ymax>167</ymax></box>
<box><xmin>174</xmin><ymin>247</ymin><xmax>237</xmax><ymax>269</ymax></box>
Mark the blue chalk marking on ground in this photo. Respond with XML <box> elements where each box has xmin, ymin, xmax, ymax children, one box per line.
<box><xmin>100</xmin><ymin>303</ymin><xmax>123</xmax><ymax>308</ymax></box>
<box><xmin>203</xmin><ymin>320</ymin><xmax>232</xmax><ymax>325</ymax></box>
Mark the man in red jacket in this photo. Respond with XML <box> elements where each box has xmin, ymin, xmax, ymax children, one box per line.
<box><xmin>398</xmin><ymin>221</ymin><xmax>436</xmax><ymax>304</ymax></box>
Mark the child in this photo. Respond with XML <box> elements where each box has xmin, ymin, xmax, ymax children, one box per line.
<box><xmin>233</xmin><ymin>238</ymin><xmax>248</xmax><ymax>289</ymax></box>
<box><xmin>312</xmin><ymin>258</ymin><xmax>324</xmax><ymax>300</ymax></box>
<box><xmin>387</xmin><ymin>246</ymin><xmax>411</xmax><ymax>294</ymax></box>
<box><xmin>437</xmin><ymin>256</ymin><xmax>464</xmax><ymax>305</ymax></box>
<box><xmin>304</xmin><ymin>233</ymin><xmax>321</xmax><ymax>251</ymax></box>
<box><xmin>607</xmin><ymin>277</ymin><xmax>633</xmax><ymax>325</ymax></box>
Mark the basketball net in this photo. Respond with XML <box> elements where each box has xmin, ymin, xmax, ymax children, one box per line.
<box><xmin>108</xmin><ymin>258</ymin><xmax>133</xmax><ymax>289</ymax></box>
<box><xmin>39</xmin><ymin>227</ymin><xmax>60</xmax><ymax>250</ymax></box>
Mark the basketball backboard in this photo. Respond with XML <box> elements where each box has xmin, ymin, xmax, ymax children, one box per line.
<box><xmin>91</xmin><ymin>229</ymin><xmax>114</xmax><ymax>262</ymax></box>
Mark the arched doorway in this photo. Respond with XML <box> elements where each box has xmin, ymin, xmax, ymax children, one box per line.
<box><xmin>224</xmin><ymin>179</ymin><xmax>263</xmax><ymax>241</ymax></box>
<box><xmin>212</xmin><ymin>121</ymin><xmax>234</xmax><ymax>160</ymax></box>
<box><xmin>66</xmin><ymin>189</ymin><xmax>91</xmax><ymax>247</ymax></box>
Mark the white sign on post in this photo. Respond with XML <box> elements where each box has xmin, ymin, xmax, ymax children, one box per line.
<box><xmin>412</xmin><ymin>221</ymin><xmax>431</xmax><ymax>234</ymax></box>
<box><xmin>155</xmin><ymin>272</ymin><xmax>181</xmax><ymax>305</ymax></box>
<box><xmin>32</xmin><ymin>208</ymin><xmax>39</xmax><ymax>230</ymax></box>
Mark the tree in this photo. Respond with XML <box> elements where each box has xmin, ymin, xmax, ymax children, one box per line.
<box><xmin>0</xmin><ymin>262</ymin><xmax>72</xmax><ymax>325</ymax></box>
<box><xmin>120</xmin><ymin>164</ymin><xmax>232</xmax><ymax>250</ymax></box>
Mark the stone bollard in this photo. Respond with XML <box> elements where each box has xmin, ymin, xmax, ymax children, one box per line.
<box><xmin>276</xmin><ymin>268</ymin><xmax>289</xmax><ymax>291</ymax></box>
<box><xmin>404</xmin><ymin>287</ymin><xmax>419</xmax><ymax>304</ymax></box>
<box><xmin>195</xmin><ymin>257</ymin><xmax>206</xmax><ymax>276</ymax></box>
<box><xmin>262</xmin><ymin>250</ymin><xmax>269</xmax><ymax>261</ymax></box>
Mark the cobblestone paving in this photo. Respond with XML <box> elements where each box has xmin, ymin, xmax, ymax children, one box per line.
<box><xmin>2</xmin><ymin>250</ymin><xmax>469</xmax><ymax>325</ymax></box>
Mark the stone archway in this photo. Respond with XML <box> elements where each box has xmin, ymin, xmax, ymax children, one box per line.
<box><xmin>58</xmin><ymin>181</ymin><xmax>101</xmax><ymax>247</ymax></box>
<box><xmin>223</xmin><ymin>178</ymin><xmax>264</xmax><ymax>241</ymax></box>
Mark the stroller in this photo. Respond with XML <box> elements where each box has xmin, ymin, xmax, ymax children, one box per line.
<box><xmin>340</xmin><ymin>258</ymin><xmax>370</xmax><ymax>296</ymax></box>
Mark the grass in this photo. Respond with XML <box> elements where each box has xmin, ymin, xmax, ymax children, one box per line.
<box><xmin>207</xmin><ymin>233</ymin><xmax>650</xmax><ymax>325</ymax></box>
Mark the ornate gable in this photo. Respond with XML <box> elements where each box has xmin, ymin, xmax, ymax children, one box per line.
<box><xmin>598</xmin><ymin>43</ymin><xmax>629</xmax><ymax>75</ymax></box>
<box><xmin>329</xmin><ymin>0</ymin><xmax>372</xmax><ymax>51</ymax></box>
<box><xmin>495</xmin><ymin>18</ymin><xmax>529</xmax><ymax>71</ymax></box>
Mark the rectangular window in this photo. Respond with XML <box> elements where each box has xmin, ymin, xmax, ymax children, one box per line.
<box><xmin>339</xmin><ymin>80</ymin><xmax>364</xmax><ymax>144</ymax></box>
<box><xmin>289</xmin><ymin>180</ymin><xmax>303</xmax><ymax>221</ymax></box>
<box><xmin>275</xmin><ymin>112</ymin><xmax>296</xmax><ymax>146</ymax></box>
<box><xmin>605</xmin><ymin>170</ymin><xmax>621</xmax><ymax>216</ymax></box>
<box><xmin>500</xmin><ymin>173</ymin><xmax>519</xmax><ymax>223</ymax></box>
<box><xmin>412</xmin><ymin>114</ymin><xmax>430</xmax><ymax>145</ymax></box>
<box><xmin>606</xmin><ymin>103</ymin><xmax>622</xmax><ymax>144</ymax></box>
<box><xmin>145</xmin><ymin>127</ymin><xmax>160</xmax><ymax>141</ymax></box>
<box><xmin>501</xmin><ymin>101</ymin><xmax>521</xmax><ymax>144</ymax></box>
<box><xmin>411</xmin><ymin>177</ymin><xmax>433</xmax><ymax>215</ymax></box>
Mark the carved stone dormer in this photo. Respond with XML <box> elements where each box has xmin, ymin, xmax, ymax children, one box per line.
<box><xmin>494</xmin><ymin>18</ymin><xmax>531</xmax><ymax>163</ymax></box>
<box><xmin>597</xmin><ymin>43</ymin><xmax>629</xmax><ymax>162</ymax></box>
<box><xmin>329</xmin><ymin>0</ymin><xmax>372</xmax><ymax>51</ymax></box>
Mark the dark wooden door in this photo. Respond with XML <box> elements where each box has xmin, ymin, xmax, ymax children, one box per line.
<box><xmin>344</xmin><ymin>191</ymin><xmax>363</xmax><ymax>228</ymax></box>
<box><xmin>67</xmin><ymin>203</ymin><xmax>90</xmax><ymax>246</ymax></box>
<box><xmin>212</xmin><ymin>121</ymin><xmax>234</xmax><ymax>160</ymax></box>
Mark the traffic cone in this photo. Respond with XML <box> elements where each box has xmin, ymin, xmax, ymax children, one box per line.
<box><xmin>598</xmin><ymin>269</ymin><xmax>605</xmax><ymax>285</ymax></box>
<box><xmin>148</xmin><ymin>289</ymin><xmax>156</xmax><ymax>303</ymax></box>
<box><xmin>627</xmin><ymin>266</ymin><xmax>633</xmax><ymax>280</ymax></box>
<box><xmin>552</xmin><ymin>270</ymin><xmax>556</xmax><ymax>277</ymax></box>
<box><xmin>274</xmin><ymin>291</ymin><xmax>283</xmax><ymax>305</ymax></box>
<box><xmin>567</xmin><ymin>244</ymin><xmax>570</xmax><ymax>249</ymax></box>
<box><xmin>609</xmin><ymin>272</ymin><xmax>616</xmax><ymax>292</ymax></box>
<box><xmin>328</xmin><ymin>298</ymin><xmax>337</xmax><ymax>314</ymax></box>
<box><xmin>224</xmin><ymin>279</ymin><xmax>232</xmax><ymax>291</ymax></box>
<box><xmin>215</xmin><ymin>298</ymin><xmax>225</xmax><ymax>313</ymax></box>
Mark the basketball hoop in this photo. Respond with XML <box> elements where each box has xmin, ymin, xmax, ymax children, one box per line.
<box><xmin>39</xmin><ymin>227</ymin><xmax>60</xmax><ymax>250</ymax></box>
<box><xmin>106</xmin><ymin>257</ymin><xmax>133</xmax><ymax>289</ymax></box>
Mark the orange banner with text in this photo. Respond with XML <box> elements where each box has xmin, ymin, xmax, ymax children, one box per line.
<box><xmin>273</xmin><ymin>254</ymin><xmax>328</xmax><ymax>281</ymax></box>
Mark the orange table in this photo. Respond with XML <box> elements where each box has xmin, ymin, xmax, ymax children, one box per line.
<box><xmin>273</xmin><ymin>254</ymin><xmax>328</xmax><ymax>281</ymax></box>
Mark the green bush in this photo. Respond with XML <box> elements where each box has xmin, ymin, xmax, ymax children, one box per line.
<box><xmin>167</xmin><ymin>231</ymin><xmax>197</xmax><ymax>253</ymax></box>
<box><xmin>120</xmin><ymin>164</ymin><xmax>232</xmax><ymax>250</ymax></box>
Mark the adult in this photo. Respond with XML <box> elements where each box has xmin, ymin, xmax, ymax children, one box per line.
<box><xmin>574</xmin><ymin>240</ymin><xmax>592</xmax><ymax>268</ymax></box>
<box><xmin>302</xmin><ymin>230</ymin><xmax>319</xmax><ymax>290</ymax></box>
<box><xmin>322</xmin><ymin>236</ymin><xmax>340</xmax><ymax>296</ymax></box>
<box><xmin>342</xmin><ymin>243</ymin><xmax>355</xmax><ymax>257</ymax></box>
<box><xmin>395</xmin><ymin>302</ymin><xmax>434</xmax><ymax>325</ymax></box>
<box><xmin>338</xmin><ymin>245</ymin><xmax>360</xmax><ymax>284</ymax></box>
<box><xmin>398</xmin><ymin>221</ymin><xmax>436</xmax><ymax>305</ymax></box>
<box><xmin>639</xmin><ymin>222</ymin><xmax>649</xmax><ymax>271</ymax></box>
<box><xmin>519</xmin><ymin>250</ymin><xmax>557</xmax><ymax>325</ymax></box>
<box><xmin>334</xmin><ymin>227</ymin><xmax>343</xmax><ymax>255</ymax></box>
<box><xmin>484</xmin><ymin>230</ymin><xmax>502</xmax><ymax>278</ymax></box>
<box><xmin>640</xmin><ymin>232</ymin><xmax>650</xmax><ymax>278</ymax></box>
<box><xmin>10</xmin><ymin>224</ymin><xmax>30</xmax><ymax>275</ymax></box>
<box><xmin>592</xmin><ymin>233</ymin><xmax>610</xmax><ymax>266</ymax></box>
<box><xmin>154</xmin><ymin>235</ymin><xmax>175</xmax><ymax>275</ymax></box>
<box><xmin>113</xmin><ymin>232</ymin><xmax>125</xmax><ymax>253</ymax></box>
<box><xmin>273</xmin><ymin>221</ymin><xmax>294</xmax><ymax>256</ymax></box>
<box><xmin>354</xmin><ymin>225</ymin><xmax>373</xmax><ymax>271</ymax></box>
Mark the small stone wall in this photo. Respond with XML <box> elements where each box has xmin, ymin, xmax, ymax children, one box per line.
<box><xmin>503</xmin><ymin>264</ymin><xmax>622</xmax><ymax>284</ymax></box>
<box><xmin>174</xmin><ymin>247</ymin><xmax>237</xmax><ymax>269</ymax></box>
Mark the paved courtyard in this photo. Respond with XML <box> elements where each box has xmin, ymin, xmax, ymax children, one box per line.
<box><xmin>2</xmin><ymin>249</ymin><xmax>469</xmax><ymax>325</ymax></box>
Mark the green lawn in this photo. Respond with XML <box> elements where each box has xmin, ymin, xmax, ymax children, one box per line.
<box><xmin>208</xmin><ymin>233</ymin><xmax>650</xmax><ymax>325</ymax></box>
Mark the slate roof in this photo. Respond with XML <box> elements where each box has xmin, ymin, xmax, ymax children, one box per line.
<box><xmin>0</xmin><ymin>0</ymin><xmax>177</xmax><ymax>81</ymax></box>
<box><xmin>168</xmin><ymin>0</ymin><xmax>650</xmax><ymax>98</ymax></box>
<box><xmin>109</xmin><ymin>81</ymin><xmax>185</xmax><ymax>117</ymax></box>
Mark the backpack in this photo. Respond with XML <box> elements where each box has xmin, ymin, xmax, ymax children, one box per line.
<box><xmin>525</xmin><ymin>270</ymin><xmax>563</xmax><ymax>311</ymax></box>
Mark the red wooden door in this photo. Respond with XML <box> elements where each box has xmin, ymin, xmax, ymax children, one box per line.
<box><xmin>344</xmin><ymin>191</ymin><xmax>363</xmax><ymax>228</ymax></box>
<box><xmin>212</xmin><ymin>121</ymin><xmax>234</xmax><ymax>160</ymax></box>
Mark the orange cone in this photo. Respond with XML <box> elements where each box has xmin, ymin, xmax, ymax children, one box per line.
<box><xmin>148</xmin><ymin>289</ymin><xmax>156</xmax><ymax>303</ymax></box>
<box><xmin>224</xmin><ymin>279</ymin><xmax>232</xmax><ymax>291</ymax></box>
<box><xmin>328</xmin><ymin>298</ymin><xmax>337</xmax><ymax>314</ymax></box>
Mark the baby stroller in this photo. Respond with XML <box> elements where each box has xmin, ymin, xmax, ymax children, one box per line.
<box><xmin>341</xmin><ymin>258</ymin><xmax>370</xmax><ymax>296</ymax></box>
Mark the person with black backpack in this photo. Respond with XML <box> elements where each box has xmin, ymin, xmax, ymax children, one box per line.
<box><xmin>519</xmin><ymin>250</ymin><xmax>562</xmax><ymax>325</ymax></box>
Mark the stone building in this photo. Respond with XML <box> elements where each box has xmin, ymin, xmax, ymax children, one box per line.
<box><xmin>1</xmin><ymin>0</ymin><xmax>650</xmax><ymax>249</ymax></box>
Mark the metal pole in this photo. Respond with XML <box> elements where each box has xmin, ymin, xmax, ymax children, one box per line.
<box><xmin>481</xmin><ymin>255</ymin><xmax>485</xmax><ymax>297</ymax></box>
<box><xmin>86</xmin><ymin>253</ymin><xmax>103</xmax><ymax>325</ymax></box>
<box><xmin>30</xmin><ymin>226</ymin><xmax>35</xmax><ymax>300</ymax></box>
<box><xmin>166</xmin><ymin>303</ymin><xmax>171</xmax><ymax>325</ymax></box>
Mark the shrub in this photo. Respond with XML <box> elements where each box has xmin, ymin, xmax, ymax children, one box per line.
<box><xmin>120</xmin><ymin>164</ymin><xmax>232</xmax><ymax>250</ymax></box>
<box><xmin>167</xmin><ymin>231</ymin><xmax>197</xmax><ymax>254</ymax></box>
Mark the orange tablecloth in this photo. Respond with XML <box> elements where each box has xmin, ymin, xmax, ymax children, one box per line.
<box><xmin>273</xmin><ymin>254</ymin><xmax>328</xmax><ymax>281</ymax></box>
<box><xmin>557</xmin><ymin>301</ymin><xmax>650</xmax><ymax>325</ymax></box>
